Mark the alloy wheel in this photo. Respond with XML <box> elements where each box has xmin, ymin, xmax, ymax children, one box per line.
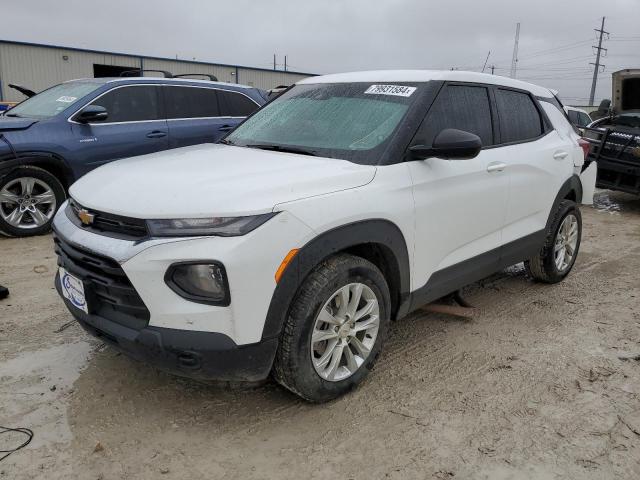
<box><xmin>554</xmin><ymin>214</ymin><xmax>579</xmax><ymax>272</ymax></box>
<box><xmin>311</xmin><ymin>282</ymin><xmax>380</xmax><ymax>382</ymax></box>
<box><xmin>0</xmin><ymin>177</ymin><xmax>57</xmax><ymax>229</ymax></box>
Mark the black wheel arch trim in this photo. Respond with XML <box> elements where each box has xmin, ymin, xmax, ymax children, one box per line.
<box><xmin>261</xmin><ymin>219</ymin><xmax>411</xmax><ymax>341</ymax></box>
<box><xmin>0</xmin><ymin>152</ymin><xmax>75</xmax><ymax>188</ymax></box>
<box><xmin>547</xmin><ymin>175</ymin><xmax>582</xmax><ymax>231</ymax></box>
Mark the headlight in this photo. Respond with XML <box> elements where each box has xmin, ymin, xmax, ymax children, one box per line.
<box><xmin>165</xmin><ymin>262</ymin><xmax>230</xmax><ymax>306</ymax></box>
<box><xmin>147</xmin><ymin>213</ymin><xmax>277</xmax><ymax>237</ymax></box>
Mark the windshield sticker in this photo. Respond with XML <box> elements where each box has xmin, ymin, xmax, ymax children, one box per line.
<box><xmin>364</xmin><ymin>85</ymin><xmax>416</xmax><ymax>97</ymax></box>
<box><xmin>56</xmin><ymin>96</ymin><xmax>77</xmax><ymax>103</ymax></box>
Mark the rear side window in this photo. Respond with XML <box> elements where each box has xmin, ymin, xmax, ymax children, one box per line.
<box><xmin>217</xmin><ymin>90</ymin><xmax>259</xmax><ymax>117</ymax></box>
<box><xmin>416</xmin><ymin>85</ymin><xmax>494</xmax><ymax>147</ymax></box>
<box><xmin>90</xmin><ymin>86</ymin><xmax>160</xmax><ymax>122</ymax></box>
<box><xmin>164</xmin><ymin>86</ymin><xmax>220</xmax><ymax>119</ymax></box>
<box><xmin>495</xmin><ymin>89</ymin><xmax>544</xmax><ymax>143</ymax></box>
<box><xmin>567</xmin><ymin>110</ymin><xmax>580</xmax><ymax>125</ymax></box>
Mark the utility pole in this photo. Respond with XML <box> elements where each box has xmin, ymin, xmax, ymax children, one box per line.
<box><xmin>481</xmin><ymin>51</ymin><xmax>491</xmax><ymax>73</ymax></box>
<box><xmin>273</xmin><ymin>54</ymin><xmax>277</xmax><ymax>71</ymax></box>
<box><xmin>510</xmin><ymin>23</ymin><xmax>520</xmax><ymax>79</ymax></box>
<box><xmin>284</xmin><ymin>55</ymin><xmax>287</xmax><ymax>72</ymax></box>
<box><xmin>490</xmin><ymin>65</ymin><xmax>495</xmax><ymax>75</ymax></box>
<box><xmin>589</xmin><ymin>16</ymin><xmax>609</xmax><ymax>106</ymax></box>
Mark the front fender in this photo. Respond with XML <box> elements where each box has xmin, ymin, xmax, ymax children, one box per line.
<box><xmin>261</xmin><ymin>219</ymin><xmax>411</xmax><ymax>340</ymax></box>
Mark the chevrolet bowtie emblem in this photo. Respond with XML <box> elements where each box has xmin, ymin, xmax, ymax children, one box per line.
<box><xmin>78</xmin><ymin>209</ymin><xmax>95</xmax><ymax>225</ymax></box>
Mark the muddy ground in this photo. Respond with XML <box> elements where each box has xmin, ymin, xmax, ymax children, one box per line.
<box><xmin>1</xmin><ymin>190</ymin><xmax>639</xmax><ymax>480</ymax></box>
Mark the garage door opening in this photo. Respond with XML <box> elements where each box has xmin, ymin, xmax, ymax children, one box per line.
<box><xmin>93</xmin><ymin>64</ymin><xmax>137</xmax><ymax>78</ymax></box>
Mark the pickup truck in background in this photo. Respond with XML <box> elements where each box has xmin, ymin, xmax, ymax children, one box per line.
<box><xmin>584</xmin><ymin>69</ymin><xmax>640</xmax><ymax>195</ymax></box>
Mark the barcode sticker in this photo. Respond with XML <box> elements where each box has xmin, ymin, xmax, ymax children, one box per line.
<box><xmin>364</xmin><ymin>85</ymin><xmax>416</xmax><ymax>97</ymax></box>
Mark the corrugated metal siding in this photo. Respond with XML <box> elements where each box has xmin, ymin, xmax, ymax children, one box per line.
<box><xmin>0</xmin><ymin>41</ymin><xmax>316</xmax><ymax>101</ymax></box>
<box><xmin>0</xmin><ymin>43</ymin><xmax>139</xmax><ymax>101</ymax></box>
<box><xmin>236</xmin><ymin>68</ymin><xmax>310</xmax><ymax>89</ymax></box>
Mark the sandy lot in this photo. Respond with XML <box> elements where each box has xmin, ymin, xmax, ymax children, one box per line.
<box><xmin>1</xmin><ymin>190</ymin><xmax>639</xmax><ymax>480</ymax></box>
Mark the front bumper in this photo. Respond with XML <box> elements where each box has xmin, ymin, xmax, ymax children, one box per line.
<box><xmin>55</xmin><ymin>272</ymin><xmax>278</xmax><ymax>382</ymax></box>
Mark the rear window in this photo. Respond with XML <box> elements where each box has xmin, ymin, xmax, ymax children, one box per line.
<box><xmin>164</xmin><ymin>86</ymin><xmax>220</xmax><ymax>119</ymax></box>
<box><xmin>89</xmin><ymin>85</ymin><xmax>161</xmax><ymax>123</ymax></box>
<box><xmin>495</xmin><ymin>89</ymin><xmax>544</xmax><ymax>143</ymax></box>
<box><xmin>217</xmin><ymin>90</ymin><xmax>259</xmax><ymax>117</ymax></box>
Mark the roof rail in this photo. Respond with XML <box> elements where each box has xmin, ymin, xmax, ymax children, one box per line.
<box><xmin>172</xmin><ymin>73</ymin><xmax>219</xmax><ymax>81</ymax></box>
<box><xmin>119</xmin><ymin>69</ymin><xmax>173</xmax><ymax>78</ymax></box>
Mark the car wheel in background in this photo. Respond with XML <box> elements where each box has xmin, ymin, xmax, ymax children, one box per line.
<box><xmin>273</xmin><ymin>254</ymin><xmax>390</xmax><ymax>402</ymax></box>
<box><xmin>0</xmin><ymin>166</ymin><xmax>65</xmax><ymax>237</ymax></box>
<box><xmin>525</xmin><ymin>199</ymin><xmax>582</xmax><ymax>283</ymax></box>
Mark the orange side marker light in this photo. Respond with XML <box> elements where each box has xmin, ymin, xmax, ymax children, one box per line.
<box><xmin>275</xmin><ymin>249</ymin><xmax>299</xmax><ymax>283</ymax></box>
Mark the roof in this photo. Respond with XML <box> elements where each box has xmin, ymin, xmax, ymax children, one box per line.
<box><xmin>0</xmin><ymin>39</ymin><xmax>317</xmax><ymax>77</ymax></box>
<box><xmin>297</xmin><ymin>70</ymin><xmax>555</xmax><ymax>98</ymax></box>
<box><xmin>63</xmin><ymin>76</ymin><xmax>257</xmax><ymax>90</ymax></box>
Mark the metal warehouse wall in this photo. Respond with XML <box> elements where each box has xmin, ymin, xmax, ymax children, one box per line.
<box><xmin>0</xmin><ymin>41</ymin><xmax>315</xmax><ymax>102</ymax></box>
<box><xmin>236</xmin><ymin>68</ymin><xmax>309</xmax><ymax>88</ymax></box>
<box><xmin>0</xmin><ymin>43</ymin><xmax>140</xmax><ymax>102</ymax></box>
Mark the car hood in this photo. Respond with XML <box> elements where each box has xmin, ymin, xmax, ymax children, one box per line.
<box><xmin>0</xmin><ymin>116</ymin><xmax>39</xmax><ymax>131</ymax></box>
<box><xmin>70</xmin><ymin>143</ymin><xmax>377</xmax><ymax>218</ymax></box>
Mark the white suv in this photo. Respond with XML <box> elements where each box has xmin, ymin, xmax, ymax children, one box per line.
<box><xmin>53</xmin><ymin>71</ymin><xmax>594</xmax><ymax>402</ymax></box>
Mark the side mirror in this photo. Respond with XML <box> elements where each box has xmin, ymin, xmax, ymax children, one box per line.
<box><xmin>76</xmin><ymin>105</ymin><xmax>108</xmax><ymax>123</ymax></box>
<box><xmin>409</xmin><ymin>128</ymin><xmax>482</xmax><ymax>160</ymax></box>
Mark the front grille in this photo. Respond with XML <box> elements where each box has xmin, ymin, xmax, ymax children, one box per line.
<box><xmin>67</xmin><ymin>200</ymin><xmax>148</xmax><ymax>240</ymax></box>
<box><xmin>54</xmin><ymin>234</ymin><xmax>150</xmax><ymax>330</ymax></box>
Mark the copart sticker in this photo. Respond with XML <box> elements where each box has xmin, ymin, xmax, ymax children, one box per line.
<box><xmin>364</xmin><ymin>85</ymin><xmax>416</xmax><ymax>97</ymax></box>
<box><xmin>56</xmin><ymin>96</ymin><xmax>77</xmax><ymax>103</ymax></box>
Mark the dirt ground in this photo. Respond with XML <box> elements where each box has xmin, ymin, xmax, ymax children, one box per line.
<box><xmin>1</xmin><ymin>190</ymin><xmax>639</xmax><ymax>480</ymax></box>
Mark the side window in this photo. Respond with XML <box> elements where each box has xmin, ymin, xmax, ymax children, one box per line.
<box><xmin>567</xmin><ymin>110</ymin><xmax>580</xmax><ymax>125</ymax></box>
<box><xmin>217</xmin><ymin>90</ymin><xmax>259</xmax><ymax>117</ymax></box>
<box><xmin>495</xmin><ymin>89</ymin><xmax>544</xmax><ymax>143</ymax></box>
<box><xmin>578</xmin><ymin>112</ymin><xmax>592</xmax><ymax>127</ymax></box>
<box><xmin>164</xmin><ymin>86</ymin><xmax>220</xmax><ymax>119</ymax></box>
<box><xmin>415</xmin><ymin>85</ymin><xmax>493</xmax><ymax>147</ymax></box>
<box><xmin>89</xmin><ymin>86</ymin><xmax>160</xmax><ymax>123</ymax></box>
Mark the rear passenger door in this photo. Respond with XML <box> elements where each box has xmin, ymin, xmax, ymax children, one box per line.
<box><xmin>163</xmin><ymin>86</ymin><xmax>260</xmax><ymax>148</ymax></box>
<box><xmin>408</xmin><ymin>83</ymin><xmax>509</xmax><ymax>290</ymax></box>
<box><xmin>70</xmin><ymin>85</ymin><xmax>168</xmax><ymax>176</ymax></box>
<box><xmin>489</xmin><ymin>88</ymin><xmax>571</xmax><ymax>246</ymax></box>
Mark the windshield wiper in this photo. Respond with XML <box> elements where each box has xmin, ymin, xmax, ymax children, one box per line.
<box><xmin>245</xmin><ymin>144</ymin><xmax>318</xmax><ymax>156</ymax></box>
<box><xmin>5</xmin><ymin>113</ymin><xmax>21</xmax><ymax>118</ymax></box>
<box><xmin>218</xmin><ymin>138</ymin><xmax>236</xmax><ymax>146</ymax></box>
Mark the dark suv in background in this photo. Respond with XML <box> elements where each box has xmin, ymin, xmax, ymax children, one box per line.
<box><xmin>0</xmin><ymin>77</ymin><xmax>267</xmax><ymax>236</ymax></box>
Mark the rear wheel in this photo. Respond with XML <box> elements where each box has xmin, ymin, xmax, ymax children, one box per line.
<box><xmin>0</xmin><ymin>166</ymin><xmax>65</xmax><ymax>237</ymax></box>
<box><xmin>273</xmin><ymin>254</ymin><xmax>390</xmax><ymax>402</ymax></box>
<box><xmin>525</xmin><ymin>199</ymin><xmax>582</xmax><ymax>283</ymax></box>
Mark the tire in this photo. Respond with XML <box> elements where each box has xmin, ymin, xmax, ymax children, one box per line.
<box><xmin>0</xmin><ymin>166</ymin><xmax>66</xmax><ymax>237</ymax></box>
<box><xmin>525</xmin><ymin>199</ymin><xmax>582</xmax><ymax>283</ymax></box>
<box><xmin>273</xmin><ymin>254</ymin><xmax>391</xmax><ymax>402</ymax></box>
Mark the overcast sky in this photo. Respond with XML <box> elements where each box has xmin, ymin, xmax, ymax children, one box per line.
<box><xmin>3</xmin><ymin>0</ymin><xmax>639</xmax><ymax>105</ymax></box>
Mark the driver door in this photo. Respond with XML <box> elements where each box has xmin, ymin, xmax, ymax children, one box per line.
<box><xmin>408</xmin><ymin>83</ymin><xmax>508</xmax><ymax>293</ymax></box>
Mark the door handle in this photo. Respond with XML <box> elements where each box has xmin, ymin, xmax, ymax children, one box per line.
<box><xmin>146</xmin><ymin>130</ymin><xmax>167</xmax><ymax>138</ymax></box>
<box><xmin>218</xmin><ymin>125</ymin><xmax>234</xmax><ymax>132</ymax></box>
<box><xmin>553</xmin><ymin>151</ymin><xmax>569</xmax><ymax>160</ymax></box>
<box><xmin>487</xmin><ymin>162</ymin><xmax>507</xmax><ymax>173</ymax></box>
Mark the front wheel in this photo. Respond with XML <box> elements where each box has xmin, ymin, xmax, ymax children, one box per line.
<box><xmin>273</xmin><ymin>254</ymin><xmax>390</xmax><ymax>402</ymax></box>
<box><xmin>525</xmin><ymin>199</ymin><xmax>582</xmax><ymax>283</ymax></box>
<box><xmin>0</xmin><ymin>166</ymin><xmax>65</xmax><ymax>237</ymax></box>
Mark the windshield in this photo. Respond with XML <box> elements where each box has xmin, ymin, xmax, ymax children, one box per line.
<box><xmin>225</xmin><ymin>82</ymin><xmax>422</xmax><ymax>164</ymax></box>
<box><xmin>7</xmin><ymin>82</ymin><xmax>102</xmax><ymax>119</ymax></box>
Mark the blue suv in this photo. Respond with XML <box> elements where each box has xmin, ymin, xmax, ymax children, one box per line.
<box><xmin>0</xmin><ymin>77</ymin><xmax>267</xmax><ymax>236</ymax></box>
